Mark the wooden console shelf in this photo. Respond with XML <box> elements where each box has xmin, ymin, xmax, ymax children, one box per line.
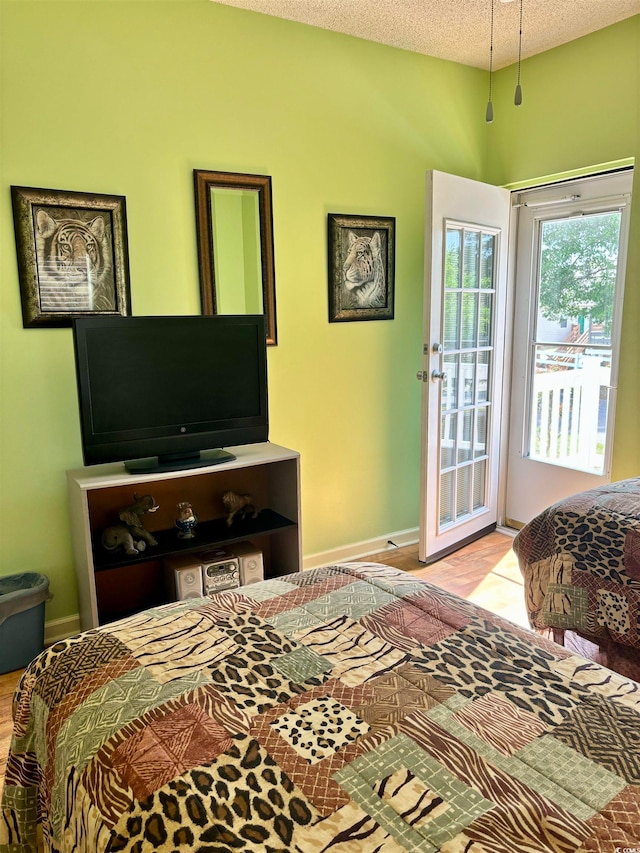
<box><xmin>67</xmin><ymin>443</ymin><xmax>301</xmax><ymax>629</ymax></box>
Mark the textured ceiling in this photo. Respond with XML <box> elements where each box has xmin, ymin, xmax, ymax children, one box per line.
<box><xmin>209</xmin><ymin>0</ymin><xmax>640</xmax><ymax>70</ymax></box>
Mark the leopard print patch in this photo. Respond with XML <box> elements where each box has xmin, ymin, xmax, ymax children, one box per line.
<box><xmin>206</xmin><ymin>614</ymin><xmax>328</xmax><ymax>716</ymax></box>
<box><xmin>553</xmin><ymin>510</ymin><xmax>627</xmax><ymax>584</ymax></box>
<box><xmin>596</xmin><ymin>590</ymin><xmax>630</xmax><ymax>635</ymax></box>
<box><xmin>107</xmin><ymin>733</ymin><xmax>318</xmax><ymax>851</ymax></box>
<box><xmin>413</xmin><ymin>616</ymin><xmax>577</xmax><ymax>726</ymax></box>
<box><xmin>271</xmin><ymin>696</ymin><xmax>369</xmax><ymax>763</ymax></box>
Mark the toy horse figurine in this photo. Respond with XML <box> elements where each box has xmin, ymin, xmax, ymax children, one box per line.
<box><xmin>222</xmin><ymin>491</ymin><xmax>259</xmax><ymax>527</ymax></box>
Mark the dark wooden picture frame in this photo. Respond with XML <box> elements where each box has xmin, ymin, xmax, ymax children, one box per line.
<box><xmin>328</xmin><ymin>213</ymin><xmax>395</xmax><ymax>322</ymax></box>
<box><xmin>11</xmin><ymin>186</ymin><xmax>131</xmax><ymax>328</ymax></box>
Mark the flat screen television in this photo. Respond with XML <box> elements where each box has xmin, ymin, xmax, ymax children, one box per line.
<box><xmin>73</xmin><ymin>314</ymin><xmax>268</xmax><ymax>473</ymax></box>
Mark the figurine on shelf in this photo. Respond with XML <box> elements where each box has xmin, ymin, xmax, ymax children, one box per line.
<box><xmin>175</xmin><ymin>501</ymin><xmax>198</xmax><ymax>539</ymax></box>
<box><xmin>101</xmin><ymin>494</ymin><xmax>159</xmax><ymax>556</ymax></box>
<box><xmin>222</xmin><ymin>490</ymin><xmax>259</xmax><ymax>527</ymax></box>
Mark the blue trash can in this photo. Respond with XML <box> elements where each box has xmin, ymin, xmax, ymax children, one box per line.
<box><xmin>0</xmin><ymin>573</ymin><xmax>52</xmax><ymax>673</ymax></box>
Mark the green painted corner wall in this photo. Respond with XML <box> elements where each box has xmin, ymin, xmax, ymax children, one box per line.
<box><xmin>0</xmin><ymin>2</ymin><xmax>638</xmax><ymax>625</ymax></box>
<box><xmin>488</xmin><ymin>16</ymin><xmax>640</xmax><ymax>484</ymax></box>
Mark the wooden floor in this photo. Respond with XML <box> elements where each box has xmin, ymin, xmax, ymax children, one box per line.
<box><xmin>0</xmin><ymin>530</ymin><xmax>589</xmax><ymax>794</ymax></box>
<box><xmin>366</xmin><ymin>530</ymin><xmax>529</xmax><ymax>628</ymax></box>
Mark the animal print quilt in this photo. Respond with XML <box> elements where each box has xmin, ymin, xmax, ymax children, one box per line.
<box><xmin>2</xmin><ymin>562</ymin><xmax>640</xmax><ymax>852</ymax></box>
<box><xmin>513</xmin><ymin>478</ymin><xmax>640</xmax><ymax>677</ymax></box>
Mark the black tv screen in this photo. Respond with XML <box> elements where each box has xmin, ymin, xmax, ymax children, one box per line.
<box><xmin>73</xmin><ymin>314</ymin><xmax>268</xmax><ymax>473</ymax></box>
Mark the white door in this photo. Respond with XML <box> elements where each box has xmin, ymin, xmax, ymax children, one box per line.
<box><xmin>419</xmin><ymin>171</ymin><xmax>511</xmax><ymax>562</ymax></box>
<box><xmin>505</xmin><ymin>170</ymin><xmax>633</xmax><ymax>526</ymax></box>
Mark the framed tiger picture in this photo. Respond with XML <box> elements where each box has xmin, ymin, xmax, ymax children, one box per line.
<box><xmin>328</xmin><ymin>213</ymin><xmax>395</xmax><ymax>322</ymax></box>
<box><xmin>11</xmin><ymin>186</ymin><xmax>131</xmax><ymax>328</ymax></box>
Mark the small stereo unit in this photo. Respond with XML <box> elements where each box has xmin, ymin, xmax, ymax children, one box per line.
<box><xmin>229</xmin><ymin>541</ymin><xmax>264</xmax><ymax>585</ymax></box>
<box><xmin>200</xmin><ymin>548</ymin><xmax>240</xmax><ymax>594</ymax></box>
<box><xmin>164</xmin><ymin>555</ymin><xmax>204</xmax><ymax>601</ymax></box>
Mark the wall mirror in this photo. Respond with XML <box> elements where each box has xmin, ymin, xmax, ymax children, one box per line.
<box><xmin>194</xmin><ymin>169</ymin><xmax>277</xmax><ymax>345</ymax></box>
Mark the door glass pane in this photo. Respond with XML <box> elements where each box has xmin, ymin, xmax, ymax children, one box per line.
<box><xmin>440</xmin><ymin>470</ymin><xmax>454</xmax><ymax>525</ymax></box>
<box><xmin>441</xmin><ymin>355</ymin><xmax>458</xmax><ymax>413</ymax></box>
<box><xmin>478</xmin><ymin>292</ymin><xmax>493</xmax><ymax>346</ymax></box>
<box><xmin>463</xmin><ymin>231</ymin><xmax>480</xmax><ymax>288</ymax></box>
<box><xmin>444</xmin><ymin>292</ymin><xmax>460</xmax><ymax>349</ymax></box>
<box><xmin>461</xmin><ymin>352</ymin><xmax>475</xmax><ymax>406</ymax></box>
<box><xmin>475</xmin><ymin>406</ymin><xmax>488</xmax><ymax>458</ymax></box>
<box><xmin>480</xmin><ymin>234</ymin><xmax>495</xmax><ymax>288</ymax></box>
<box><xmin>456</xmin><ymin>466</ymin><xmax>471</xmax><ymax>518</ymax></box>
<box><xmin>458</xmin><ymin>410</ymin><xmax>473</xmax><ymax>463</ymax></box>
<box><xmin>473</xmin><ymin>460</ymin><xmax>486</xmax><ymax>509</ymax></box>
<box><xmin>527</xmin><ymin>209</ymin><xmax>622</xmax><ymax>475</ymax></box>
<box><xmin>446</xmin><ymin>228</ymin><xmax>462</xmax><ymax>288</ymax></box>
<box><xmin>441</xmin><ymin>413</ymin><xmax>456</xmax><ymax>468</ymax></box>
<box><xmin>477</xmin><ymin>351</ymin><xmax>490</xmax><ymax>403</ymax></box>
<box><xmin>461</xmin><ymin>292</ymin><xmax>478</xmax><ymax>348</ymax></box>
<box><xmin>536</xmin><ymin>212</ymin><xmax>620</xmax><ymax>346</ymax></box>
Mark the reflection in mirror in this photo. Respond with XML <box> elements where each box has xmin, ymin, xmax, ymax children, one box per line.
<box><xmin>210</xmin><ymin>188</ymin><xmax>262</xmax><ymax>314</ymax></box>
<box><xmin>194</xmin><ymin>170</ymin><xmax>277</xmax><ymax>345</ymax></box>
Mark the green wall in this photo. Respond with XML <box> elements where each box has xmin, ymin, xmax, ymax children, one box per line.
<box><xmin>0</xmin><ymin>2</ymin><xmax>638</xmax><ymax>625</ymax></box>
<box><xmin>0</xmin><ymin>0</ymin><xmax>486</xmax><ymax>623</ymax></box>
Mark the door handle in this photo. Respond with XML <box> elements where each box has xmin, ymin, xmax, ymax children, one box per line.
<box><xmin>431</xmin><ymin>370</ymin><xmax>445</xmax><ymax>381</ymax></box>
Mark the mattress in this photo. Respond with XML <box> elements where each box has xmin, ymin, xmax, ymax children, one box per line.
<box><xmin>2</xmin><ymin>561</ymin><xmax>640</xmax><ymax>851</ymax></box>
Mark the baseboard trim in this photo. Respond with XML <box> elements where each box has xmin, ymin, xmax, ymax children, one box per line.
<box><xmin>303</xmin><ymin>527</ymin><xmax>419</xmax><ymax>571</ymax></box>
<box><xmin>45</xmin><ymin>614</ymin><xmax>81</xmax><ymax>645</ymax></box>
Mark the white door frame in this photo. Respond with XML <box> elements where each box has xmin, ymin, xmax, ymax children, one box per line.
<box><xmin>503</xmin><ymin>169</ymin><xmax>633</xmax><ymax>527</ymax></box>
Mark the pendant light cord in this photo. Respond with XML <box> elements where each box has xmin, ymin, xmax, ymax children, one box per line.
<box><xmin>486</xmin><ymin>0</ymin><xmax>495</xmax><ymax>122</ymax></box>
<box><xmin>514</xmin><ymin>0</ymin><xmax>523</xmax><ymax>106</ymax></box>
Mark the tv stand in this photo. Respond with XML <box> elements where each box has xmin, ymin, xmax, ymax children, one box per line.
<box><xmin>125</xmin><ymin>448</ymin><xmax>236</xmax><ymax>475</ymax></box>
<box><xmin>67</xmin><ymin>442</ymin><xmax>301</xmax><ymax>629</ymax></box>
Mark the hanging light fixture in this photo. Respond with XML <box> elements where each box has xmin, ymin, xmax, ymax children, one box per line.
<box><xmin>485</xmin><ymin>0</ymin><xmax>495</xmax><ymax>123</ymax></box>
<box><xmin>514</xmin><ymin>0</ymin><xmax>523</xmax><ymax>105</ymax></box>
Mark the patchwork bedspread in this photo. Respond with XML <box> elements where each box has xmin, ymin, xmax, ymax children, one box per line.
<box><xmin>2</xmin><ymin>562</ymin><xmax>640</xmax><ymax>852</ymax></box>
<box><xmin>513</xmin><ymin>478</ymin><xmax>640</xmax><ymax>655</ymax></box>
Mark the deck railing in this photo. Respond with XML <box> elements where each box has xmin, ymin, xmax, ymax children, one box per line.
<box><xmin>529</xmin><ymin>358</ymin><xmax>609</xmax><ymax>473</ymax></box>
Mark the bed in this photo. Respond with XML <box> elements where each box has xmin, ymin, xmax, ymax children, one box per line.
<box><xmin>513</xmin><ymin>478</ymin><xmax>640</xmax><ymax>681</ymax></box>
<box><xmin>2</xmin><ymin>562</ymin><xmax>640</xmax><ymax>852</ymax></box>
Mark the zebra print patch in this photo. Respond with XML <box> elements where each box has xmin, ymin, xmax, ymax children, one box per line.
<box><xmin>400</xmin><ymin>711</ymin><xmax>590</xmax><ymax>851</ymax></box>
<box><xmin>104</xmin><ymin>609</ymin><xmax>238</xmax><ymax>683</ymax></box>
<box><xmin>552</xmin><ymin>654</ymin><xmax>640</xmax><ymax>710</ymax></box>
<box><xmin>372</xmin><ymin>768</ymin><xmax>449</xmax><ymax>826</ymax></box>
<box><xmin>452</xmin><ymin>693</ymin><xmax>546</xmax><ymax>756</ymax></box>
<box><xmin>301</xmin><ymin>799</ymin><xmax>406</xmax><ymax>852</ymax></box>
<box><xmin>334</xmin><ymin>733</ymin><xmax>493</xmax><ymax>851</ymax></box>
<box><xmin>295</xmin><ymin>614</ymin><xmax>408</xmax><ymax>686</ymax></box>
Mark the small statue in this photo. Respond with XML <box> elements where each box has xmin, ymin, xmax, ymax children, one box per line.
<box><xmin>175</xmin><ymin>501</ymin><xmax>198</xmax><ymax>539</ymax></box>
<box><xmin>101</xmin><ymin>494</ymin><xmax>159</xmax><ymax>555</ymax></box>
<box><xmin>222</xmin><ymin>490</ymin><xmax>259</xmax><ymax>527</ymax></box>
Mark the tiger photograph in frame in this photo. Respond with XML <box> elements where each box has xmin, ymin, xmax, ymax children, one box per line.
<box><xmin>328</xmin><ymin>213</ymin><xmax>395</xmax><ymax>322</ymax></box>
<box><xmin>11</xmin><ymin>186</ymin><xmax>131</xmax><ymax>328</ymax></box>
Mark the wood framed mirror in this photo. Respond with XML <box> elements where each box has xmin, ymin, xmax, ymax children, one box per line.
<box><xmin>194</xmin><ymin>170</ymin><xmax>277</xmax><ymax>345</ymax></box>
